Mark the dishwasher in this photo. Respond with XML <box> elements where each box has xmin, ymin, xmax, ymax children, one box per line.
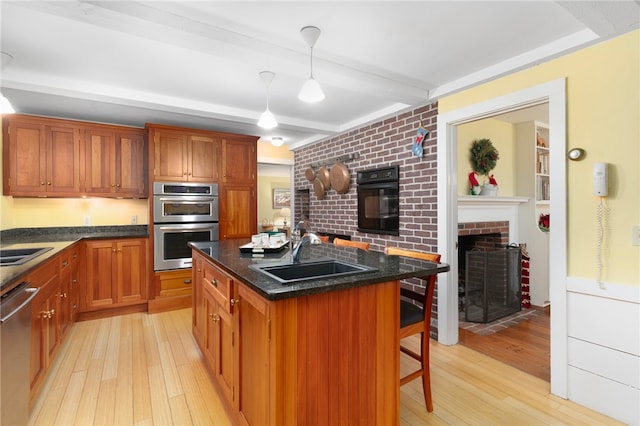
<box><xmin>1</xmin><ymin>281</ymin><xmax>40</xmax><ymax>426</ymax></box>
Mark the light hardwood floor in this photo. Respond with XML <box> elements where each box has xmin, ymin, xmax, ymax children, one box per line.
<box><xmin>458</xmin><ymin>308</ymin><xmax>551</xmax><ymax>381</ymax></box>
<box><xmin>29</xmin><ymin>308</ymin><xmax>623</xmax><ymax>425</ymax></box>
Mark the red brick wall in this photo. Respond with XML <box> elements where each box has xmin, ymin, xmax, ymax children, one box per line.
<box><xmin>457</xmin><ymin>221</ymin><xmax>509</xmax><ymax>244</ymax></box>
<box><xmin>293</xmin><ymin>102</ymin><xmax>439</xmax><ymax>253</ymax></box>
<box><xmin>293</xmin><ymin>102</ymin><xmax>440</xmax><ymax>336</ymax></box>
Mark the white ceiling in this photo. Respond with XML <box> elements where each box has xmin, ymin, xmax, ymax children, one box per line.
<box><xmin>1</xmin><ymin>1</ymin><xmax>638</xmax><ymax>149</ymax></box>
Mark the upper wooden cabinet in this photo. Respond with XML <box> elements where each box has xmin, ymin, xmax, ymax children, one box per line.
<box><xmin>219</xmin><ymin>137</ymin><xmax>257</xmax><ymax>239</ymax></box>
<box><xmin>222</xmin><ymin>137</ymin><xmax>256</xmax><ymax>185</ymax></box>
<box><xmin>84</xmin><ymin>127</ymin><xmax>146</xmax><ymax>197</ymax></box>
<box><xmin>148</xmin><ymin>124</ymin><xmax>221</xmax><ymax>182</ymax></box>
<box><xmin>3</xmin><ymin>116</ymin><xmax>81</xmax><ymax>196</ymax></box>
<box><xmin>2</xmin><ymin>114</ymin><xmax>147</xmax><ymax>198</ymax></box>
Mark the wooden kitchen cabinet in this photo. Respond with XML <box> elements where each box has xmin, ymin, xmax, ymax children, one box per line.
<box><xmin>83</xmin><ymin>238</ymin><xmax>147</xmax><ymax>311</ymax></box>
<box><xmin>192</xmin><ymin>247</ymin><xmax>400</xmax><ymax>425</ymax></box>
<box><xmin>235</xmin><ymin>282</ymin><xmax>270</xmax><ymax>426</ymax></box>
<box><xmin>192</xmin><ymin>251</ymin><xmax>270</xmax><ymax>425</ymax></box>
<box><xmin>222</xmin><ymin>137</ymin><xmax>256</xmax><ymax>185</ymax></box>
<box><xmin>219</xmin><ymin>137</ymin><xmax>257</xmax><ymax>240</ymax></box>
<box><xmin>193</xmin><ymin>250</ymin><xmax>236</xmax><ymax>403</ymax></box>
<box><xmin>84</xmin><ymin>127</ymin><xmax>147</xmax><ymax>197</ymax></box>
<box><xmin>220</xmin><ymin>185</ymin><xmax>256</xmax><ymax>239</ymax></box>
<box><xmin>60</xmin><ymin>243</ymin><xmax>82</xmax><ymax>326</ymax></box>
<box><xmin>148</xmin><ymin>125</ymin><xmax>221</xmax><ymax>182</ymax></box>
<box><xmin>27</xmin><ymin>257</ymin><xmax>60</xmax><ymax>402</ymax></box>
<box><xmin>3</xmin><ymin>114</ymin><xmax>147</xmax><ymax>198</ymax></box>
<box><xmin>3</xmin><ymin>116</ymin><xmax>81</xmax><ymax>196</ymax></box>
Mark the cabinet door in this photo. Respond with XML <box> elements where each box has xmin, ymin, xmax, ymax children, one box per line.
<box><xmin>202</xmin><ymin>285</ymin><xmax>235</xmax><ymax>404</ymax></box>
<box><xmin>188</xmin><ymin>135</ymin><xmax>220</xmax><ymax>182</ymax></box>
<box><xmin>203</xmin><ymin>288</ymin><xmax>219</xmax><ymax>369</ymax></box>
<box><xmin>115</xmin><ymin>131</ymin><xmax>146</xmax><ymax>196</ymax></box>
<box><xmin>217</xmin><ymin>305</ymin><xmax>235</xmax><ymax>403</ymax></box>
<box><xmin>85</xmin><ymin>240</ymin><xmax>117</xmax><ymax>309</ymax></box>
<box><xmin>192</xmin><ymin>253</ymin><xmax>205</xmax><ymax>345</ymax></box>
<box><xmin>58</xmin><ymin>256</ymin><xmax>73</xmax><ymax>338</ymax></box>
<box><xmin>26</xmin><ymin>259</ymin><xmax>58</xmax><ymax>398</ymax></box>
<box><xmin>5</xmin><ymin>119</ymin><xmax>46</xmax><ymax>194</ymax></box>
<box><xmin>30</xmin><ymin>295</ymin><xmax>49</xmax><ymax>391</ymax></box>
<box><xmin>153</xmin><ymin>131</ymin><xmax>188</xmax><ymax>181</ymax></box>
<box><xmin>116</xmin><ymin>239</ymin><xmax>147</xmax><ymax>304</ymax></box>
<box><xmin>220</xmin><ymin>185</ymin><xmax>256</xmax><ymax>239</ymax></box>
<box><xmin>222</xmin><ymin>138</ymin><xmax>256</xmax><ymax>185</ymax></box>
<box><xmin>69</xmin><ymin>248</ymin><xmax>81</xmax><ymax>323</ymax></box>
<box><xmin>46</xmin><ymin>124</ymin><xmax>81</xmax><ymax>194</ymax></box>
<box><xmin>236</xmin><ymin>283</ymin><xmax>270</xmax><ymax>426</ymax></box>
<box><xmin>84</xmin><ymin>129</ymin><xmax>115</xmax><ymax>194</ymax></box>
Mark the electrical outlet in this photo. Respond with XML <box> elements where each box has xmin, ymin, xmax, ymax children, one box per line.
<box><xmin>131</xmin><ymin>215</ymin><xmax>138</xmax><ymax>225</ymax></box>
<box><xmin>633</xmin><ymin>225</ymin><xmax>640</xmax><ymax>246</ymax></box>
<box><xmin>83</xmin><ymin>215</ymin><xmax>91</xmax><ymax>226</ymax></box>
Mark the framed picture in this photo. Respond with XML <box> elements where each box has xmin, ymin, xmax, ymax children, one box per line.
<box><xmin>273</xmin><ymin>188</ymin><xmax>290</xmax><ymax>209</ymax></box>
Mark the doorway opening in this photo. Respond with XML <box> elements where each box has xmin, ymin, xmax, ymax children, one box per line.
<box><xmin>436</xmin><ymin>78</ymin><xmax>567</xmax><ymax>396</ymax></box>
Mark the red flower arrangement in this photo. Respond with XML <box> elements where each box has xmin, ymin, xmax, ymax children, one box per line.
<box><xmin>538</xmin><ymin>213</ymin><xmax>550</xmax><ymax>232</ymax></box>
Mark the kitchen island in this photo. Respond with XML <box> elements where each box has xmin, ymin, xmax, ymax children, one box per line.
<box><xmin>190</xmin><ymin>239</ymin><xmax>449</xmax><ymax>426</ymax></box>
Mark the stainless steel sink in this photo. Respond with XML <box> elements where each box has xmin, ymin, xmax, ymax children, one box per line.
<box><xmin>249</xmin><ymin>259</ymin><xmax>377</xmax><ymax>284</ymax></box>
<box><xmin>0</xmin><ymin>247</ymin><xmax>54</xmax><ymax>266</ymax></box>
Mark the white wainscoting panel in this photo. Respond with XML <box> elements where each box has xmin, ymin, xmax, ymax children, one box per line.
<box><xmin>566</xmin><ymin>277</ymin><xmax>640</xmax><ymax>425</ymax></box>
<box><xmin>568</xmin><ymin>366</ymin><xmax>639</xmax><ymax>425</ymax></box>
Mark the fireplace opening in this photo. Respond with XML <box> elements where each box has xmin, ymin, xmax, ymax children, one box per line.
<box><xmin>458</xmin><ymin>228</ymin><xmax>522</xmax><ymax>323</ymax></box>
<box><xmin>460</xmin><ymin>237</ymin><xmax>522</xmax><ymax>323</ymax></box>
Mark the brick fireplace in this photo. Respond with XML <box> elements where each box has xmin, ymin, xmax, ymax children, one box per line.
<box><xmin>457</xmin><ymin>196</ymin><xmax>529</xmax><ymax>322</ymax></box>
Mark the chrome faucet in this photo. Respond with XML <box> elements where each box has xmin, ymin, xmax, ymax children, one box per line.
<box><xmin>291</xmin><ymin>232</ymin><xmax>320</xmax><ymax>263</ymax></box>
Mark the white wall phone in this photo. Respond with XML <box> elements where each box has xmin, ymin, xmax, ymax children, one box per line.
<box><xmin>593</xmin><ymin>162</ymin><xmax>608</xmax><ymax>196</ymax></box>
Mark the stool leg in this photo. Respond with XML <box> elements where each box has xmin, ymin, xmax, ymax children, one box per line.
<box><xmin>421</xmin><ymin>332</ymin><xmax>433</xmax><ymax>412</ymax></box>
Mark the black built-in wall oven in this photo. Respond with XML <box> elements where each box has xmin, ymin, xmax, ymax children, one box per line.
<box><xmin>153</xmin><ymin>182</ymin><xmax>219</xmax><ymax>271</ymax></box>
<box><xmin>357</xmin><ymin>165</ymin><xmax>400</xmax><ymax>235</ymax></box>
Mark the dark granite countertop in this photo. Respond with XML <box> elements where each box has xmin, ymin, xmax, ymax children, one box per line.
<box><xmin>189</xmin><ymin>239</ymin><xmax>450</xmax><ymax>301</ymax></box>
<box><xmin>1</xmin><ymin>225</ymin><xmax>149</xmax><ymax>290</ymax></box>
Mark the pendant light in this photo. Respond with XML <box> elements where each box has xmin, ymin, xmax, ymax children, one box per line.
<box><xmin>0</xmin><ymin>52</ymin><xmax>15</xmax><ymax>114</ymax></box>
<box><xmin>257</xmin><ymin>71</ymin><xmax>277</xmax><ymax>129</ymax></box>
<box><xmin>298</xmin><ymin>26</ymin><xmax>325</xmax><ymax>103</ymax></box>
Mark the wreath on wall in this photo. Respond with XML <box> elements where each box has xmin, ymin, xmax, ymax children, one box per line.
<box><xmin>469</xmin><ymin>138</ymin><xmax>499</xmax><ymax>177</ymax></box>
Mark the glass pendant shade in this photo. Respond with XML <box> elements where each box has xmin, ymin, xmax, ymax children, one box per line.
<box><xmin>299</xmin><ymin>26</ymin><xmax>325</xmax><ymax>103</ymax></box>
<box><xmin>298</xmin><ymin>78</ymin><xmax>324</xmax><ymax>103</ymax></box>
<box><xmin>258</xmin><ymin>108</ymin><xmax>278</xmax><ymax>129</ymax></box>
<box><xmin>257</xmin><ymin>70</ymin><xmax>277</xmax><ymax>129</ymax></box>
<box><xmin>258</xmin><ymin>108</ymin><xmax>277</xmax><ymax>129</ymax></box>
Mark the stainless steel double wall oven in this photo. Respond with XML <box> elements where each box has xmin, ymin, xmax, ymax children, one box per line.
<box><xmin>153</xmin><ymin>182</ymin><xmax>219</xmax><ymax>271</ymax></box>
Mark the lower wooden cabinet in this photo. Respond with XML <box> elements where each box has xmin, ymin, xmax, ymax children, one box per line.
<box><xmin>83</xmin><ymin>238</ymin><xmax>147</xmax><ymax>311</ymax></box>
<box><xmin>193</xmin><ymin>251</ymin><xmax>237</xmax><ymax>404</ymax></box>
<box><xmin>192</xmin><ymin>250</ymin><xmax>270</xmax><ymax>426</ymax></box>
<box><xmin>192</xmin><ymin>248</ymin><xmax>400</xmax><ymax>425</ymax></box>
<box><xmin>28</xmin><ymin>254</ymin><xmax>63</xmax><ymax>403</ymax></box>
<box><xmin>58</xmin><ymin>243</ymin><xmax>81</xmax><ymax>335</ymax></box>
<box><xmin>235</xmin><ymin>282</ymin><xmax>270</xmax><ymax>426</ymax></box>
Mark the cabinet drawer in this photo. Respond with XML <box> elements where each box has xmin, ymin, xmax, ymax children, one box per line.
<box><xmin>158</xmin><ymin>269</ymin><xmax>193</xmax><ymax>298</ymax></box>
<box><xmin>202</xmin><ymin>262</ymin><xmax>233</xmax><ymax>311</ymax></box>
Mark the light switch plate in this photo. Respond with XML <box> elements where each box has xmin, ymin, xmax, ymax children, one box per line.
<box><xmin>83</xmin><ymin>215</ymin><xmax>91</xmax><ymax>226</ymax></box>
<box><xmin>633</xmin><ymin>226</ymin><xmax>640</xmax><ymax>246</ymax></box>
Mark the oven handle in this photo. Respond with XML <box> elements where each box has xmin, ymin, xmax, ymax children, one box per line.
<box><xmin>156</xmin><ymin>196</ymin><xmax>217</xmax><ymax>203</ymax></box>
<box><xmin>155</xmin><ymin>224</ymin><xmax>217</xmax><ymax>232</ymax></box>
